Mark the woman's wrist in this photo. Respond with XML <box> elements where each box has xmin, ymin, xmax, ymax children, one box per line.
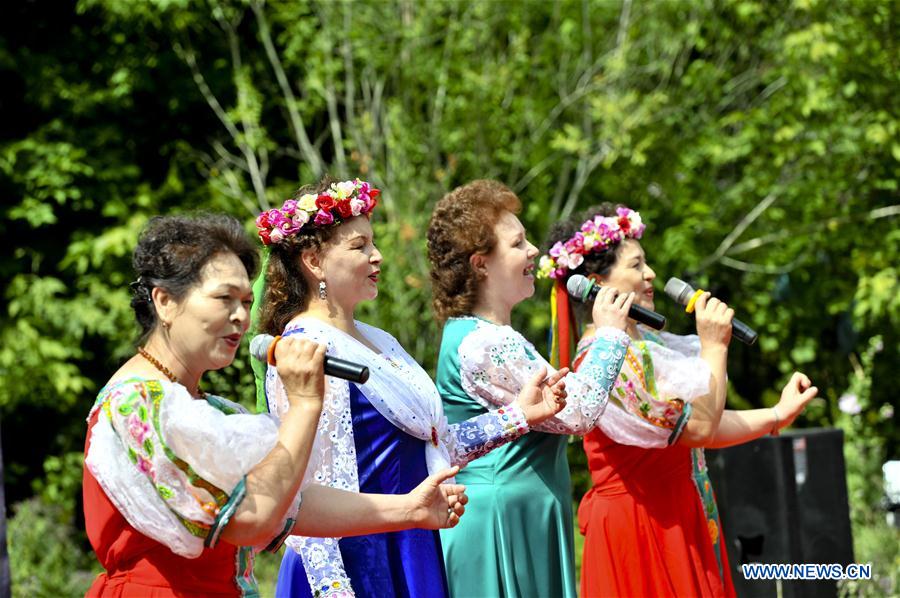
<box><xmin>402</xmin><ymin>494</ymin><xmax>425</xmax><ymax>528</ymax></box>
<box><xmin>284</xmin><ymin>393</ymin><xmax>325</xmax><ymax>414</ymax></box>
<box><xmin>699</xmin><ymin>340</ymin><xmax>729</xmax><ymax>355</ymax></box>
<box><xmin>770</xmin><ymin>405</ymin><xmax>781</xmax><ymax>436</ymax></box>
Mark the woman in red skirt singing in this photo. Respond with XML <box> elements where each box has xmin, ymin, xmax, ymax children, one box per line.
<box><xmin>540</xmin><ymin>204</ymin><xmax>818</xmax><ymax>597</ymax></box>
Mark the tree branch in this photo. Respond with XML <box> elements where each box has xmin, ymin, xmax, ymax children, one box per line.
<box><xmin>719</xmin><ymin>255</ymin><xmax>805</xmax><ymax>274</ymax></box>
<box><xmin>727</xmin><ymin>204</ymin><xmax>900</xmax><ymax>256</ymax></box>
<box><xmin>174</xmin><ymin>38</ymin><xmax>268</xmax><ymax>210</ymax></box>
<box><xmin>251</xmin><ymin>0</ymin><xmax>324</xmax><ymax>177</ymax></box>
<box><xmin>214</xmin><ymin>9</ymin><xmax>269</xmax><ymax>208</ymax></box>
<box><xmin>696</xmin><ymin>192</ymin><xmax>778</xmax><ymax>271</ymax></box>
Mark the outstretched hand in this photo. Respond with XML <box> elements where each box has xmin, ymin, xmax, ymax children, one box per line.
<box><xmin>775</xmin><ymin>371</ymin><xmax>819</xmax><ymax>430</ymax></box>
<box><xmin>406</xmin><ymin>466</ymin><xmax>468</xmax><ymax>530</ymax></box>
<box><xmin>515</xmin><ymin>366</ymin><xmax>568</xmax><ymax>426</ymax></box>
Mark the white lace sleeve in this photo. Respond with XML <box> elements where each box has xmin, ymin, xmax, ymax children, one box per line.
<box><xmin>442</xmin><ymin>404</ymin><xmax>530</xmax><ymax>466</ymax></box>
<box><xmin>266</xmin><ymin>332</ymin><xmax>358</xmax><ymax>597</ymax></box>
<box><xmin>458</xmin><ymin>322</ymin><xmax>629</xmax><ymax>435</ymax></box>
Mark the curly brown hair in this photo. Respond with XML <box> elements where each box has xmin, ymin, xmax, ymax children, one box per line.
<box><xmin>131</xmin><ymin>213</ymin><xmax>259</xmax><ymax>344</ymax></box>
<box><xmin>426</xmin><ymin>180</ymin><xmax>522</xmax><ymax>323</ymax></box>
<box><xmin>257</xmin><ymin>177</ymin><xmax>341</xmax><ymax>336</ymax></box>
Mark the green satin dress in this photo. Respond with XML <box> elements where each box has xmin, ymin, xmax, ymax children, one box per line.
<box><xmin>436</xmin><ymin>317</ymin><xmax>629</xmax><ymax>598</ymax></box>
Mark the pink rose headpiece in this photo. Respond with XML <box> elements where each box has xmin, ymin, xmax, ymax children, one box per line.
<box><xmin>537</xmin><ymin>207</ymin><xmax>645</xmax><ymax>280</ymax></box>
<box><xmin>255</xmin><ymin>179</ymin><xmax>380</xmax><ymax>246</ymax></box>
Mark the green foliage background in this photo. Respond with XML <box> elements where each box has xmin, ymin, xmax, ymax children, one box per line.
<box><xmin>1</xmin><ymin>0</ymin><xmax>897</xmax><ymax>595</ymax></box>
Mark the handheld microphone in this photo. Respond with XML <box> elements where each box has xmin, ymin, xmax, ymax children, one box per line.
<box><xmin>566</xmin><ymin>274</ymin><xmax>666</xmax><ymax>330</ymax></box>
<box><xmin>663</xmin><ymin>277</ymin><xmax>758</xmax><ymax>346</ymax></box>
<box><xmin>249</xmin><ymin>334</ymin><xmax>370</xmax><ymax>384</ymax></box>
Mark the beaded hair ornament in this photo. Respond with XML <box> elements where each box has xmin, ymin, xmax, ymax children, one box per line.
<box><xmin>255</xmin><ymin>178</ymin><xmax>380</xmax><ymax>245</ymax></box>
<box><xmin>537</xmin><ymin>206</ymin><xmax>645</xmax><ymax>370</ymax></box>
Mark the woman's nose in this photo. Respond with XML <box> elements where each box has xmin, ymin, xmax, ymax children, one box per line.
<box><xmin>233</xmin><ymin>302</ymin><xmax>250</xmax><ymax>327</ymax></box>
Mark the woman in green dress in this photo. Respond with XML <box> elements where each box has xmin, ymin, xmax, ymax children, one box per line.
<box><xmin>426</xmin><ymin>180</ymin><xmax>639</xmax><ymax>597</ymax></box>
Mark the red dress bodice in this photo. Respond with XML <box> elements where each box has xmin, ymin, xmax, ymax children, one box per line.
<box><xmin>83</xmin><ymin>410</ymin><xmax>245</xmax><ymax>597</ymax></box>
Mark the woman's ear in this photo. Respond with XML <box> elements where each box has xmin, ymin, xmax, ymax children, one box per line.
<box><xmin>151</xmin><ymin>286</ymin><xmax>175</xmax><ymax>328</ymax></box>
<box><xmin>300</xmin><ymin>248</ymin><xmax>325</xmax><ymax>282</ymax></box>
<box><xmin>469</xmin><ymin>253</ymin><xmax>488</xmax><ymax>278</ymax></box>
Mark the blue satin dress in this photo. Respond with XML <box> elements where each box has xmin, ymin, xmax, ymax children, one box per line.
<box><xmin>275</xmin><ymin>385</ymin><xmax>449</xmax><ymax>598</ymax></box>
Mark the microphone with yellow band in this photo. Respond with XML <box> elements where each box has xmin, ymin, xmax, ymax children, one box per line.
<box><xmin>663</xmin><ymin>277</ymin><xmax>758</xmax><ymax>346</ymax></box>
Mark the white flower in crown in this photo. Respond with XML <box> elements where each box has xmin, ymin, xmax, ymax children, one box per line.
<box><xmin>537</xmin><ymin>255</ymin><xmax>556</xmax><ymax>279</ymax></box>
<box><xmin>628</xmin><ymin>210</ymin><xmax>644</xmax><ymax>232</ymax></box>
<box><xmin>582</xmin><ymin>231</ymin><xmax>601</xmax><ymax>251</ymax></box>
<box><xmin>269</xmin><ymin>228</ymin><xmax>285</xmax><ymax>243</ymax></box>
<box><xmin>297</xmin><ymin>193</ymin><xmax>318</xmax><ymax>212</ymax></box>
<box><xmin>333</xmin><ymin>180</ymin><xmax>357</xmax><ymax>199</ymax></box>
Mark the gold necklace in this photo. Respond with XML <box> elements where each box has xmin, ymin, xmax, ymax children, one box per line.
<box><xmin>138</xmin><ymin>347</ymin><xmax>206</xmax><ymax>398</ymax></box>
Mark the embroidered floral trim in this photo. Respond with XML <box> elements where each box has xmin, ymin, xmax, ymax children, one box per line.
<box><xmin>578</xmin><ymin>331</ymin><xmax>687</xmax><ymax>432</ymax></box>
<box><xmin>234</xmin><ymin>545</ymin><xmax>259</xmax><ymax>597</ymax></box>
<box><xmin>691</xmin><ymin>449</ymin><xmax>725</xmax><ymax>578</ymax></box>
<box><xmin>447</xmin><ymin>404</ymin><xmax>530</xmax><ymax>464</ymax></box>
<box><xmin>264</xmin><ymin>516</ymin><xmax>297</xmax><ymax>553</ymax></box>
<box><xmin>103</xmin><ymin>380</ymin><xmax>228</xmax><ymax>538</ymax></box>
<box><xmin>206</xmin><ymin>476</ymin><xmax>247</xmax><ymax>548</ymax></box>
<box><xmin>149</xmin><ymin>386</ymin><xmax>229</xmax><ymax>514</ymax></box>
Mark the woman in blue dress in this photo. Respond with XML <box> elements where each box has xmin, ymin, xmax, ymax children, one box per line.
<box><xmin>253</xmin><ymin>177</ymin><xmax>570</xmax><ymax>597</ymax></box>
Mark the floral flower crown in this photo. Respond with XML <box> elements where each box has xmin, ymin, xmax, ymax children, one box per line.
<box><xmin>537</xmin><ymin>207</ymin><xmax>645</xmax><ymax>280</ymax></box>
<box><xmin>256</xmin><ymin>178</ymin><xmax>380</xmax><ymax>245</ymax></box>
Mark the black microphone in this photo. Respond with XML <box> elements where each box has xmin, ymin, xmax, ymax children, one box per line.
<box><xmin>566</xmin><ymin>274</ymin><xmax>666</xmax><ymax>330</ymax></box>
<box><xmin>249</xmin><ymin>334</ymin><xmax>370</xmax><ymax>384</ymax></box>
<box><xmin>663</xmin><ymin>277</ymin><xmax>758</xmax><ymax>346</ymax></box>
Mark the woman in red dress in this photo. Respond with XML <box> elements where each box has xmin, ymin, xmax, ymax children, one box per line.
<box><xmin>83</xmin><ymin>214</ymin><xmax>468</xmax><ymax>597</ymax></box>
<box><xmin>541</xmin><ymin>204</ymin><xmax>818</xmax><ymax>597</ymax></box>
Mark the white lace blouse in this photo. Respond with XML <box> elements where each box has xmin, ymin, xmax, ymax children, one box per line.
<box><xmin>449</xmin><ymin>317</ymin><xmax>631</xmax><ymax>435</ymax></box>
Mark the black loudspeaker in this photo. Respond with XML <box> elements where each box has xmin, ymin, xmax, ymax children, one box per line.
<box><xmin>706</xmin><ymin>428</ymin><xmax>854</xmax><ymax>598</ymax></box>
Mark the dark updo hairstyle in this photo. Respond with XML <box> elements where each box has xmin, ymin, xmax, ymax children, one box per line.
<box><xmin>544</xmin><ymin>202</ymin><xmax>632</xmax><ymax>323</ymax></box>
<box><xmin>258</xmin><ymin>176</ymin><xmax>340</xmax><ymax>336</ymax></box>
<box><xmin>131</xmin><ymin>213</ymin><xmax>259</xmax><ymax>344</ymax></box>
<box><xmin>427</xmin><ymin>180</ymin><xmax>522</xmax><ymax>323</ymax></box>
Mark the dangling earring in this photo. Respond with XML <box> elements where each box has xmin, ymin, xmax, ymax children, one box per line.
<box><xmin>318</xmin><ymin>280</ymin><xmax>327</xmax><ymax>300</ymax></box>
